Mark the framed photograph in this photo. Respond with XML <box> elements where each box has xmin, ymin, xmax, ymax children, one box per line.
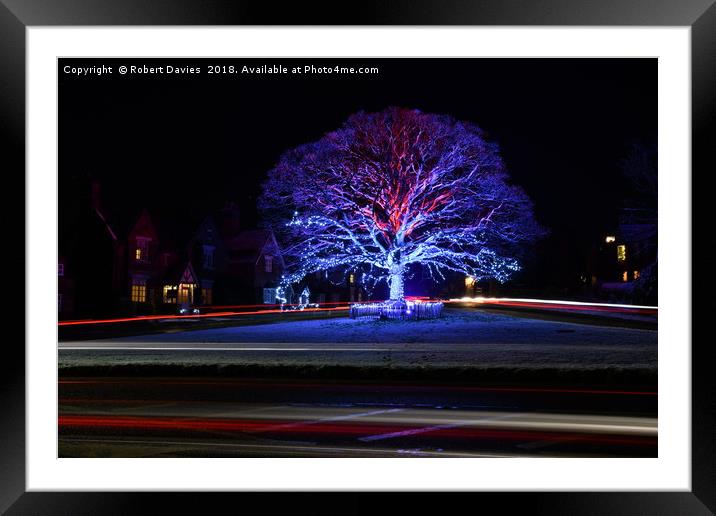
<box><xmin>3</xmin><ymin>0</ymin><xmax>709</xmax><ymax>513</ymax></box>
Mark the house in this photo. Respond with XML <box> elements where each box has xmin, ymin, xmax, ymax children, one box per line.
<box><xmin>124</xmin><ymin>209</ymin><xmax>160</xmax><ymax>314</ymax></box>
<box><xmin>299</xmin><ymin>268</ymin><xmax>369</xmax><ymax>305</ymax></box>
<box><xmin>157</xmin><ymin>215</ymin><xmax>227</xmax><ymax>309</ymax></box>
<box><xmin>59</xmin><ymin>181</ymin><xmax>290</xmax><ymax>316</ymax></box>
<box><xmin>159</xmin><ymin>260</ymin><xmax>199</xmax><ymax>308</ymax></box>
<box><xmin>586</xmin><ymin>208</ymin><xmax>657</xmax><ymax>303</ymax></box>
<box><xmin>185</xmin><ymin>215</ymin><xmax>226</xmax><ymax>306</ymax></box>
<box><xmin>221</xmin><ymin>229</ymin><xmax>285</xmax><ymax>304</ymax></box>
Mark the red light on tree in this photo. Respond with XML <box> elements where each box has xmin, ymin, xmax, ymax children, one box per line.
<box><xmin>260</xmin><ymin>107</ymin><xmax>544</xmax><ymax>302</ymax></box>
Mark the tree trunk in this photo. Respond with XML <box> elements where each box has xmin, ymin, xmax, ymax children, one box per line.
<box><xmin>389</xmin><ymin>266</ymin><xmax>405</xmax><ymax>301</ymax></box>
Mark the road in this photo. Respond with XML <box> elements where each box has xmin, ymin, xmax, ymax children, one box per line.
<box><xmin>59</xmin><ymin>306</ymin><xmax>656</xmax><ymax>373</ymax></box>
<box><xmin>59</xmin><ymin>377</ymin><xmax>657</xmax><ymax>458</ymax></box>
<box><xmin>58</xmin><ymin>303</ymin><xmax>657</xmax><ymax>457</ymax></box>
<box><xmin>58</xmin><ymin>299</ymin><xmax>657</xmax><ymax>342</ymax></box>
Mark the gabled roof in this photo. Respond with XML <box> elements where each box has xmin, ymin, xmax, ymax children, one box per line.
<box><xmin>127</xmin><ymin>209</ymin><xmax>158</xmax><ymax>240</ymax></box>
<box><xmin>224</xmin><ymin>229</ymin><xmax>282</xmax><ymax>266</ymax></box>
<box><xmin>161</xmin><ymin>260</ymin><xmax>198</xmax><ymax>284</ymax></box>
<box><xmin>187</xmin><ymin>215</ymin><xmax>223</xmax><ymax>251</ymax></box>
<box><xmin>99</xmin><ymin>206</ymin><xmax>150</xmax><ymax>243</ymax></box>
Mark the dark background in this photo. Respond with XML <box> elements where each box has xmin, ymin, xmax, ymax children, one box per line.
<box><xmin>59</xmin><ymin>58</ymin><xmax>657</xmax><ymax>292</ymax></box>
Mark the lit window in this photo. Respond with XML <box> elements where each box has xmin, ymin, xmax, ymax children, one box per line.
<box><xmin>634</xmin><ymin>270</ymin><xmax>640</xmax><ymax>280</ymax></box>
<box><xmin>135</xmin><ymin>237</ymin><xmax>150</xmax><ymax>262</ymax></box>
<box><xmin>349</xmin><ymin>273</ymin><xmax>355</xmax><ymax>284</ymax></box>
<box><xmin>617</xmin><ymin>245</ymin><xmax>626</xmax><ymax>262</ymax></box>
<box><xmin>263</xmin><ymin>288</ymin><xmax>277</xmax><ymax>304</ymax></box>
<box><xmin>622</xmin><ymin>271</ymin><xmax>628</xmax><ymax>282</ymax></box>
<box><xmin>131</xmin><ymin>279</ymin><xmax>147</xmax><ymax>303</ymax></box>
<box><xmin>265</xmin><ymin>255</ymin><xmax>273</xmax><ymax>273</ymax></box>
<box><xmin>58</xmin><ymin>263</ymin><xmax>64</xmax><ymax>276</ymax></box>
<box><xmin>201</xmin><ymin>287</ymin><xmax>213</xmax><ymax>305</ymax></box>
<box><xmin>605</xmin><ymin>236</ymin><xmax>616</xmax><ymax>243</ymax></box>
<box><xmin>465</xmin><ymin>275</ymin><xmax>476</xmax><ymax>287</ymax></box>
<box><xmin>177</xmin><ymin>283</ymin><xmax>193</xmax><ymax>305</ymax></box>
<box><xmin>163</xmin><ymin>285</ymin><xmax>177</xmax><ymax>303</ymax></box>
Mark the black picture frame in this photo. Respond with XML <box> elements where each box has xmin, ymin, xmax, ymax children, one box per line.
<box><xmin>1</xmin><ymin>1</ymin><xmax>709</xmax><ymax>513</ymax></box>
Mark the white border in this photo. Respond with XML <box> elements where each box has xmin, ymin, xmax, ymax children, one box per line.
<box><xmin>27</xmin><ymin>27</ymin><xmax>691</xmax><ymax>491</ymax></box>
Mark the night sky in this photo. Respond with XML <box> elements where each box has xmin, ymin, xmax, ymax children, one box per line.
<box><xmin>59</xmin><ymin>58</ymin><xmax>656</xmax><ymax>290</ymax></box>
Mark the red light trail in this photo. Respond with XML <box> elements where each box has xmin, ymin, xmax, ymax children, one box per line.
<box><xmin>58</xmin><ymin>306</ymin><xmax>348</xmax><ymax>326</ymax></box>
<box><xmin>477</xmin><ymin>300</ymin><xmax>657</xmax><ymax>315</ymax></box>
<box><xmin>57</xmin><ymin>297</ymin><xmax>656</xmax><ymax>327</ymax></box>
<box><xmin>58</xmin><ymin>414</ymin><xmax>656</xmax><ymax>447</ymax></box>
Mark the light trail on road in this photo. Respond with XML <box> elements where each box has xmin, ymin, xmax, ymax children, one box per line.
<box><xmin>449</xmin><ymin>297</ymin><xmax>657</xmax><ymax>311</ymax></box>
<box><xmin>58</xmin><ymin>377</ymin><xmax>658</xmax><ymax>457</ymax></box>
<box><xmin>58</xmin><ymin>306</ymin><xmax>348</xmax><ymax>326</ymax></box>
<box><xmin>57</xmin><ymin>297</ymin><xmax>656</xmax><ymax>327</ymax></box>
<box><xmin>58</xmin><ymin>406</ymin><xmax>656</xmax><ymax>436</ymax></box>
<box><xmin>58</xmin><ymin>437</ymin><xmax>515</xmax><ymax>458</ymax></box>
<box><xmin>58</xmin><ymin>414</ymin><xmax>656</xmax><ymax>447</ymax></box>
<box><xmin>59</xmin><ymin>346</ymin><xmax>393</xmax><ymax>351</ymax></box>
<box><xmin>449</xmin><ymin>297</ymin><xmax>658</xmax><ymax>314</ymax></box>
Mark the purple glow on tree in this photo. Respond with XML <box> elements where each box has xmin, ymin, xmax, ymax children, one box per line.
<box><xmin>260</xmin><ymin>107</ymin><xmax>544</xmax><ymax>302</ymax></box>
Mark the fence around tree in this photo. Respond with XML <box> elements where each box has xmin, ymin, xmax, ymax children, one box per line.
<box><xmin>349</xmin><ymin>300</ymin><xmax>444</xmax><ymax>321</ymax></box>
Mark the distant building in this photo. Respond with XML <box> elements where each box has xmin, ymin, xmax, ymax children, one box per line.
<box><xmin>160</xmin><ymin>260</ymin><xmax>200</xmax><ymax>309</ymax></box>
<box><xmin>221</xmin><ymin>229</ymin><xmax>284</xmax><ymax>305</ymax></box>
<box><xmin>587</xmin><ymin>208</ymin><xmax>657</xmax><ymax>303</ymax></box>
<box><xmin>301</xmin><ymin>268</ymin><xmax>367</xmax><ymax>305</ymax></box>
<box><xmin>125</xmin><ymin>209</ymin><xmax>160</xmax><ymax>314</ymax></box>
<box><xmin>63</xmin><ymin>182</ymin><xmax>409</xmax><ymax>317</ymax></box>
<box><xmin>184</xmin><ymin>215</ymin><xmax>227</xmax><ymax>307</ymax></box>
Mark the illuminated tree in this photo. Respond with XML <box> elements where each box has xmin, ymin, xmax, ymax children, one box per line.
<box><xmin>260</xmin><ymin>107</ymin><xmax>543</xmax><ymax>303</ymax></box>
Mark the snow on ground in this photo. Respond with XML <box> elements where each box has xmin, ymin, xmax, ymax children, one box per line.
<box><xmin>115</xmin><ymin>308</ymin><xmax>654</xmax><ymax>346</ymax></box>
<box><xmin>529</xmin><ymin>307</ymin><xmax>657</xmax><ymax>323</ymax></box>
<box><xmin>61</xmin><ymin>309</ymin><xmax>657</xmax><ymax>371</ymax></box>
